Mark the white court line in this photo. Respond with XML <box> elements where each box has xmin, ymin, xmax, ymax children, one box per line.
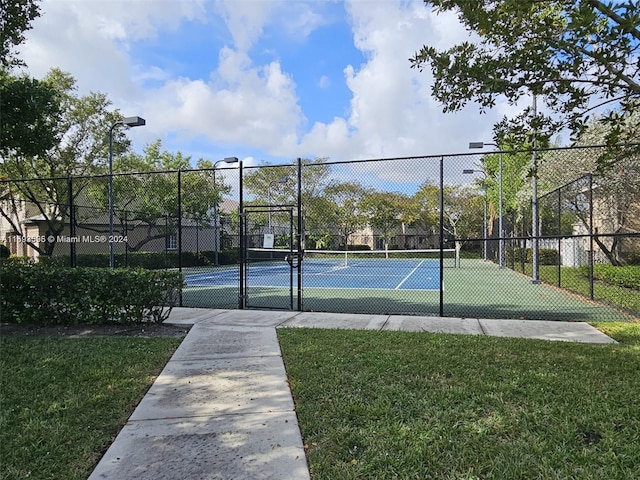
<box><xmin>395</xmin><ymin>259</ymin><xmax>426</xmax><ymax>290</ymax></box>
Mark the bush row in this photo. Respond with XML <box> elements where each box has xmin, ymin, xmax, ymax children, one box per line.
<box><xmin>506</xmin><ymin>248</ymin><xmax>560</xmax><ymax>265</ymax></box>
<box><xmin>579</xmin><ymin>264</ymin><xmax>640</xmax><ymax>290</ymax></box>
<box><xmin>38</xmin><ymin>249</ymin><xmax>240</xmax><ymax>269</ymax></box>
<box><xmin>1</xmin><ymin>261</ymin><xmax>184</xmax><ymax>325</ymax></box>
<box><xmin>336</xmin><ymin>244</ymin><xmax>372</xmax><ymax>251</ymax></box>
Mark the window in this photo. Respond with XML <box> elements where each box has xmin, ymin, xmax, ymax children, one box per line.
<box><xmin>166</xmin><ymin>233</ymin><xmax>177</xmax><ymax>250</ymax></box>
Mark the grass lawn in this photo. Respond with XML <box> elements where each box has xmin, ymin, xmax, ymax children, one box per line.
<box><xmin>0</xmin><ymin>336</ymin><xmax>182</xmax><ymax>480</ymax></box>
<box><xmin>278</xmin><ymin>322</ymin><xmax>640</xmax><ymax>480</ymax></box>
<box><xmin>537</xmin><ymin>265</ymin><xmax>640</xmax><ymax>316</ymax></box>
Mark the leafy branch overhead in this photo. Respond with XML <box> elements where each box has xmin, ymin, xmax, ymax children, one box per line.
<box><xmin>0</xmin><ymin>0</ymin><xmax>41</xmax><ymax>67</ymax></box>
<box><xmin>410</xmin><ymin>0</ymin><xmax>640</xmax><ymax>146</ymax></box>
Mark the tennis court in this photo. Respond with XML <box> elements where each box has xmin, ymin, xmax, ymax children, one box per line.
<box><xmin>184</xmin><ymin>248</ymin><xmax>459</xmax><ymax>291</ymax></box>
<box><xmin>181</xmin><ymin>253</ymin><xmax>634</xmax><ymax>321</ymax></box>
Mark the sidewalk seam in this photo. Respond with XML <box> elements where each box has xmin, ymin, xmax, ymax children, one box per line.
<box><xmin>477</xmin><ymin>318</ymin><xmax>488</xmax><ymax>335</ymax></box>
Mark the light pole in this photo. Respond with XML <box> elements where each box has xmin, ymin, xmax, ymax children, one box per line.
<box><xmin>469</xmin><ymin>141</ymin><xmax>504</xmax><ymax>268</ymax></box>
<box><xmin>462</xmin><ymin>168</ymin><xmax>488</xmax><ymax>261</ymax></box>
<box><xmin>213</xmin><ymin>157</ymin><xmax>239</xmax><ymax>266</ymax></box>
<box><xmin>531</xmin><ymin>94</ymin><xmax>540</xmax><ymax>283</ymax></box>
<box><xmin>109</xmin><ymin>116</ymin><xmax>145</xmax><ymax>268</ymax></box>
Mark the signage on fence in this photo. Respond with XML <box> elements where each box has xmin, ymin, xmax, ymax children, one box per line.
<box><xmin>263</xmin><ymin>233</ymin><xmax>275</xmax><ymax>249</ymax></box>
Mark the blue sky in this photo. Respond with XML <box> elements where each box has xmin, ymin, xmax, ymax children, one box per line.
<box><xmin>18</xmin><ymin>0</ymin><xmax>531</xmax><ymax>185</ymax></box>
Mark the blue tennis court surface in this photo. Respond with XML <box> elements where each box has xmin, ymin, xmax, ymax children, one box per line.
<box><xmin>184</xmin><ymin>258</ymin><xmax>441</xmax><ymax>291</ymax></box>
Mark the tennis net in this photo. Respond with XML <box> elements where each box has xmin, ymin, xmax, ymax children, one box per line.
<box><xmin>246</xmin><ymin>248</ymin><xmax>459</xmax><ymax>271</ymax></box>
<box><xmin>304</xmin><ymin>249</ymin><xmax>459</xmax><ymax>269</ymax></box>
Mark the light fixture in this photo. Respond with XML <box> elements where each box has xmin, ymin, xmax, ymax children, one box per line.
<box><xmin>469</xmin><ymin>140</ymin><xmax>504</xmax><ymax>268</ymax></box>
<box><xmin>108</xmin><ymin>116</ymin><xmax>146</xmax><ymax>268</ymax></box>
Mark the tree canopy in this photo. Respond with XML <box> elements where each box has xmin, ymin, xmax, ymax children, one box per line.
<box><xmin>0</xmin><ymin>71</ymin><xmax>61</xmax><ymax>159</ymax></box>
<box><xmin>410</xmin><ymin>0</ymin><xmax>640</xmax><ymax>148</ymax></box>
<box><xmin>0</xmin><ymin>1</ymin><xmax>63</xmax><ymax>164</ymax></box>
<box><xmin>84</xmin><ymin>140</ymin><xmax>231</xmax><ymax>252</ymax></box>
<box><xmin>1</xmin><ymin>0</ymin><xmax>41</xmax><ymax>67</ymax></box>
<box><xmin>537</xmin><ymin>113</ymin><xmax>640</xmax><ymax>265</ymax></box>
<box><xmin>323</xmin><ymin>181</ymin><xmax>371</xmax><ymax>248</ymax></box>
<box><xmin>0</xmin><ymin>69</ymin><xmax>129</xmax><ymax>256</ymax></box>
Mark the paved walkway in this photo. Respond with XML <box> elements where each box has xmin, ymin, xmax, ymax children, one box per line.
<box><xmin>89</xmin><ymin>309</ymin><xmax>616</xmax><ymax>480</ymax></box>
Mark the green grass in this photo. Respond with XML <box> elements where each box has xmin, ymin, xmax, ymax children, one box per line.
<box><xmin>278</xmin><ymin>324</ymin><xmax>640</xmax><ymax>480</ymax></box>
<box><xmin>0</xmin><ymin>336</ymin><xmax>182</xmax><ymax>480</ymax></box>
<box><xmin>537</xmin><ymin>265</ymin><xmax>640</xmax><ymax>316</ymax></box>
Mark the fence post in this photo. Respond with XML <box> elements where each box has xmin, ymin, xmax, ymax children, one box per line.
<box><xmin>557</xmin><ymin>188</ymin><xmax>561</xmax><ymax>287</ymax></box>
<box><xmin>439</xmin><ymin>156</ymin><xmax>444</xmax><ymax>317</ymax></box>
<box><xmin>68</xmin><ymin>175</ymin><xmax>76</xmax><ymax>268</ymax></box>
<box><xmin>589</xmin><ymin>173</ymin><xmax>594</xmax><ymax>300</ymax></box>
<box><xmin>238</xmin><ymin>161</ymin><xmax>245</xmax><ymax>309</ymax></box>
<box><xmin>297</xmin><ymin>158</ymin><xmax>303</xmax><ymax>311</ymax></box>
<box><xmin>177</xmin><ymin>169</ymin><xmax>183</xmax><ymax>306</ymax></box>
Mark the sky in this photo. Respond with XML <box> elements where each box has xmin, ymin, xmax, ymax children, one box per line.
<box><xmin>16</xmin><ymin>0</ymin><xmax>536</xmax><ymax>187</ymax></box>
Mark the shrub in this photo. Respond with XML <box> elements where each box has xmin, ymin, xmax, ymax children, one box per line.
<box><xmin>41</xmin><ymin>249</ymin><xmax>240</xmax><ymax>269</ymax></box>
<box><xmin>539</xmin><ymin>248</ymin><xmax>560</xmax><ymax>265</ymax></box>
<box><xmin>506</xmin><ymin>247</ymin><xmax>558</xmax><ymax>265</ymax></box>
<box><xmin>507</xmin><ymin>247</ymin><xmax>528</xmax><ymax>265</ymax></box>
<box><xmin>0</xmin><ymin>244</ymin><xmax>10</xmax><ymax>258</ymax></box>
<box><xmin>0</xmin><ymin>261</ymin><xmax>183</xmax><ymax>325</ymax></box>
<box><xmin>579</xmin><ymin>264</ymin><xmax>640</xmax><ymax>290</ymax></box>
<box><xmin>624</xmin><ymin>252</ymin><xmax>640</xmax><ymax>265</ymax></box>
<box><xmin>339</xmin><ymin>244</ymin><xmax>371</xmax><ymax>251</ymax></box>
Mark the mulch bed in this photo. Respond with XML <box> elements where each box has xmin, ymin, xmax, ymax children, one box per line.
<box><xmin>1</xmin><ymin>322</ymin><xmax>190</xmax><ymax>338</ymax></box>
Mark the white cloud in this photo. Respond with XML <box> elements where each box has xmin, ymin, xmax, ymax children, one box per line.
<box><xmin>293</xmin><ymin>0</ymin><xmax>507</xmax><ymax>165</ymax></box>
<box><xmin>215</xmin><ymin>0</ymin><xmax>333</xmax><ymax>52</ymax></box>
<box><xmin>214</xmin><ymin>0</ymin><xmax>277</xmax><ymax>52</ymax></box>
<box><xmin>16</xmin><ymin>0</ymin><xmax>522</xmax><ymax>170</ymax></box>
<box><xmin>19</xmin><ymin>0</ymin><xmax>206</xmax><ymax>103</ymax></box>
<box><xmin>318</xmin><ymin>75</ymin><xmax>331</xmax><ymax>89</ymax></box>
<box><xmin>19</xmin><ymin>0</ymin><xmax>306</xmax><ymax>155</ymax></box>
<box><xmin>140</xmin><ymin>47</ymin><xmax>304</xmax><ymax>151</ymax></box>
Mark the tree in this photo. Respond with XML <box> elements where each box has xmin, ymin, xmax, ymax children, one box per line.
<box><xmin>481</xmin><ymin>146</ymin><xmax>531</xmax><ymax>238</ymax></box>
<box><xmin>1</xmin><ymin>0</ymin><xmax>41</xmax><ymax>67</ymax></box>
<box><xmin>0</xmin><ymin>69</ymin><xmax>129</xmax><ymax>256</ymax></box>
<box><xmin>414</xmin><ymin>181</ymin><xmax>480</xmax><ymax>252</ymax></box>
<box><xmin>410</xmin><ymin>1</ymin><xmax>640</xmax><ymax>150</ymax></box>
<box><xmin>537</xmin><ymin>112</ymin><xmax>640</xmax><ymax>265</ymax></box>
<box><xmin>323</xmin><ymin>181</ymin><xmax>370</xmax><ymax>249</ymax></box>
<box><xmin>304</xmin><ymin>195</ymin><xmax>338</xmax><ymax>249</ymax></box>
<box><xmin>360</xmin><ymin>191</ymin><xmax>413</xmax><ymax>250</ymax></box>
<box><xmin>84</xmin><ymin>140</ymin><xmax>231</xmax><ymax>252</ymax></box>
<box><xmin>242</xmin><ymin>159</ymin><xmax>333</xmax><ymax>241</ymax></box>
<box><xmin>1</xmin><ymin>3</ymin><xmax>65</xmax><ymax>170</ymax></box>
<box><xmin>412</xmin><ymin>182</ymin><xmax>441</xmax><ymax>247</ymax></box>
<box><xmin>0</xmin><ymin>71</ymin><xmax>61</xmax><ymax>159</ymax></box>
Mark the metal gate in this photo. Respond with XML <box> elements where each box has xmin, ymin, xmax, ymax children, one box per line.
<box><xmin>240</xmin><ymin>205</ymin><xmax>300</xmax><ymax>310</ymax></box>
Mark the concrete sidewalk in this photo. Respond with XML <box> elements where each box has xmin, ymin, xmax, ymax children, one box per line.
<box><xmin>89</xmin><ymin>309</ymin><xmax>616</xmax><ymax>479</ymax></box>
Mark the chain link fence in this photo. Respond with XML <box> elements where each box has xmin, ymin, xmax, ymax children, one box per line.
<box><xmin>1</xmin><ymin>145</ymin><xmax>638</xmax><ymax>321</ymax></box>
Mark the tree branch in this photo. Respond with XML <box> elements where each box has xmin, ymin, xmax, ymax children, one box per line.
<box><xmin>586</xmin><ymin>0</ymin><xmax>640</xmax><ymax>42</ymax></box>
<box><xmin>580</xmin><ymin>47</ymin><xmax>640</xmax><ymax>93</ymax></box>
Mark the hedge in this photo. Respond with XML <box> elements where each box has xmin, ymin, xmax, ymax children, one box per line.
<box><xmin>579</xmin><ymin>264</ymin><xmax>640</xmax><ymax>290</ymax></box>
<box><xmin>39</xmin><ymin>248</ymin><xmax>240</xmax><ymax>269</ymax></box>
<box><xmin>507</xmin><ymin>247</ymin><xmax>559</xmax><ymax>265</ymax></box>
<box><xmin>0</xmin><ymin>261</ymin><xmax>184</xmax><ymax>325</ymax></box>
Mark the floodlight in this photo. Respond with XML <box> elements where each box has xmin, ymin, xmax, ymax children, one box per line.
<box><xmin>122</xmin><ymin>116</ymin><xmax>146</xmax><ymax>127</ymax></box>
<box><xmin>108</xmin><ymin>115</ymin><xmax>146</xmax><ymax>268</ymax></box>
